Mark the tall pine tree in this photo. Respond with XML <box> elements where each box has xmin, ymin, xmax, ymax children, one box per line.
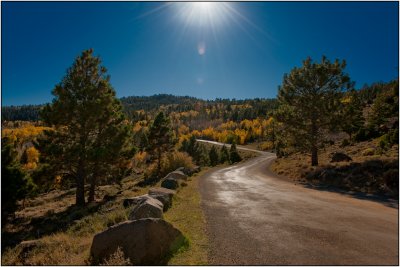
<box><xmin>40</xmin><ymin>49</ymin><xmax>131</xmax><ymax>206</ymax></box>
<box><xmin>276</xmin><ymin>56</ymin><xmax>353</xmax><ymax>166</ymax></box>
<box><xmin>147</xmin><ymin>112</ymin><xmax>174</xmax><ymax>176</ymax></box>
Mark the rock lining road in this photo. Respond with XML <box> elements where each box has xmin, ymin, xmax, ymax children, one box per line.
<box><xmin>197</xmin><ymin>140</ymin><xmax>398</xmax><ymax>265</ymax></box>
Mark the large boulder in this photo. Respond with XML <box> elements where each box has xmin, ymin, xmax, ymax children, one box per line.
<box><xmin>123</xmin><ymin>194</ymin><xmax>152</xmax><ymax>208</ymax></box>
<box><xmin>161</xmin><ymin>178</ymin><xmax>179</xmax><ymax>190</ymax></box>
<box><xmin>148</xmin><ymin>187</ymin><xmax>176</xmax><ymax>211</ymax></box>
<box><xmin>331</xmin><ymin>152</ymin><xmax>352</xmax><ymax>162</ymax></box>
<box><xmin>128</xmin><ymin>197</ymin><xmax>163</xmax><ymax>220</ymax></box>
<box><xmin>175</xmin><ymin>166</ymin><xmax>200</xmax><ymax>176</ymax></box>
<box><xmin>165</xmin><ymin>170</ymin><xmax>188</xmax><ymax>181</ymax></box>
<box><xmin>90</xmin><ymin>218</ymin><xmax>186</xmax><ymax>265</ymax></box>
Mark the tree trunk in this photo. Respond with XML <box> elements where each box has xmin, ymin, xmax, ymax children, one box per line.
<box><xmin>311</xmin><ymin>118</ymin><xmax>319</xmax><ymax>166</ymax></box>
<box><xmin>311</xmin><ymin>146</ymin><xmax>318</xmax><ymax>166</ymax></box>
<box><xmin>76</xmin><ymin>160</ymin><xmax>86</xmax><ymax>206</ymax></box>
<box><xmin>88</xmin><ymin>174</ymin><xmax>96</xmax><ymax>203</ymax></box>
<box><xmin>157</xmin><ymin>148</ymin><xmax>162</xmax><ymax>176</ymax></box>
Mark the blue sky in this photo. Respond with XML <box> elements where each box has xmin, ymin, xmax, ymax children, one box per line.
<box><xmin>2</xmin><ymin>1</ymin><xmax>398</xmax><ymax>106</ymax></box>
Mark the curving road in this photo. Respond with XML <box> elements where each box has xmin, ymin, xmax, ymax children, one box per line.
<box><xmin>197</xmin><ymin>140</ymin><xmax>398</xmax><ymax>265</ymax></box>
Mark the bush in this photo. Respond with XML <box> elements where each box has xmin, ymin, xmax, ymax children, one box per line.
<box><xmin>383</xmin><ymin>169</ymin><xmax>399</xmax><ymax>196</ymax></box>
<box><xmin>387</xmin><ymin>128</ymin><xmax>399</xmax><ymax>146</ymax></box>
<box><xmin>379</xmin><ymin>135</ymin><xmax>389</xmax><ymax>150</ymax></box>
<box><xmin>362</xmin><ymin>148</ymin><xmax>375</xmax><ymax>156</ymax></box>
<box><xmin>208</xmin><ymin>146</ymin><xmax>219</xmax><ymax>166</ymax></box>
<box><xmin>354</xmin><ymin>127</ymin><xmax>379</xmax><ymax>142</ymax></box>
<box><xmin>100</xmin><ymin>247</ymin><xmax>131</xmax><ymax>265</ymax></box>
<box><xmin>145</xmin><ymin>151</ymin><xmax>195</xmax><ymax>179</ymax></box>
<box><xmin>259</xmin><ymin>141</ymin><xmax>274</xmax><ymax>151</ymax></box>
<box><xmin>229</xmin><ymin>143</ymin><xmax>242</xmax><ymax>163</ymax></box>
<box><xmin>219</xmin><ymin>145</ymin><xmax>230</xmax><ymax>163</ymax></box>
<box><xmin>340</xmin><ymin>139</ymin><xmax>350</xmax><ymax>147</ymax></box>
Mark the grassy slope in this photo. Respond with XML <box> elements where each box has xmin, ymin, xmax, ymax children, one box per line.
<box><xmin>2</xmin><ymin>176</ymin><xmax>148</xmax><ymax>265</ymax></box>
<box><xmin>270</xmin><ymin>139</ymin><xmax>398</xmax><ymax>196</ymax></box>
<box><xmin>2</xmin><ymin>172</ymin><xmax>211</xmax><ymax>265</ymax></box>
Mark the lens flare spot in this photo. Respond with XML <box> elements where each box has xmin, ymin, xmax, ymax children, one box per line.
<box><xmin>198</xmin><ymin>42</ymin><xmax>206</xmax><ymax>55</ymax></box>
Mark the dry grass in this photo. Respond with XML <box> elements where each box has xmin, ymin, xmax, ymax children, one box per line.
<box><xmin>1</xmin><ymin>174</ymin><xmax>149</xmax><ymax>265</ymax></box>
<box><xmin>100</xmin><ymin>247</ymin><xmax>132</xmax><ymax>265</ymax></box>
<box><xmin>2</xmin><ymin>202</ymin><xmax>134</xmax><ymax>265</ymax></box>
<box><xmin>270</xmin><ymin>139</ymin><xmax>399</xmax><ymax>196</ymax></box>
<box><xmin>164</xmin><ymin>169</ymin><xmax>209</xmax><ymax>265</ymax></box>
<box><xmin>2</xmin><ymin>166</ymin><xmax>210</xmax><ymax>265</ymax></box>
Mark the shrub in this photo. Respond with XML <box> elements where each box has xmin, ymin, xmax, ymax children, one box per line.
<box><xmin>219</xmin><ymin>145</ymin><xmax>230</xmax><ymax>163</ymax></box>
<box><xmin>229</xmin><ymin>143</ymin><xmax>242</xmax><ymax>163</ymax></box>
<box><xmin>379</xmin><ymin>135</ymin><xmax>389</xmax><ymax>150</ymax></box>
<box><xmin>145</xmin><ymin>151</ymin><xmax>195</xmax><ymax>179</ymax></box>
<box><xmin>208</xmin><ymin>146</ymin><xmax>219</xmax><ymax>166</ymax></box>
<box><xmin>340</xmin><ymin>139</ymin><xmax>350</xmax><ymax>147</ymax></box>
<box><xmin>259</xmin><ymin>141</ymin><xmax>274</xmax><ymax>151</ymax></box>
<box><xmin>362</xmin><ymin>148</ymin><xmax>375</xmax><ymax>156</ymax></box>
<box><xmin>132</xmin><ymin>151</ymin><xmax>148</xmax><ymax>169</ymax></box>
<box><xmin>383</xmin><ymin>169</ymin><xmax>399</xmax><ymax>196</ymax></box>
<box><xmin>100</xmin><ymin>247</ymin><xmax>131</xmax><ymax>266</ymax></box>
<box><xmin>354</xmin><ymin>127</ymin><xmax>379</xmax><ymax>142</ymax></box>
<box><xmin>386</xmin><ymin>128</ymin><xmax>399</xmax><ymax>146</ymax></box>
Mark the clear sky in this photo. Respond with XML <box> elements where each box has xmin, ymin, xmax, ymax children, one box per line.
<box><xmin>2</xmin><ymin>1</ymin><xmax>398</xmax><ymax>106</ymax></box>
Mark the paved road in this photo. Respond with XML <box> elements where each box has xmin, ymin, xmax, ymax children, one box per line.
<box><xmin>197</xmin><ymin>140</ymin><xmax>398</xmax><ymax>265</ymax></box>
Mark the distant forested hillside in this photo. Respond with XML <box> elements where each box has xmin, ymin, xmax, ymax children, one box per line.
<box><xmin>2</xmin><ymin>94</ymin><xmax>278</xmax><ymax>123</ymax></box>
<box><xmin>2</xmin><ymin>105</ymin><xmax>43</xmax><ymax>122</ymax></box>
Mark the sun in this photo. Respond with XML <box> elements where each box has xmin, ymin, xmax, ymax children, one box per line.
<box><xmin>191</xmin><ymin>2</ymin><xmax>214</xmax><ymax>14</ymax></box>
<box><xmin>177</xmin><ymin>2</ymin><xmax>230</xmax><ymax>27</ymax></box>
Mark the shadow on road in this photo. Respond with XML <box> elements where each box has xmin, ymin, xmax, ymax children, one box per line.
<box><xmin>300</xmin><ymin>182</ymin><xmax>398</xmax><ymax>209</ymax></box>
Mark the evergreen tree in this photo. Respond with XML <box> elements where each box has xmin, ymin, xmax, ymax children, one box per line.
<box><xmin>180</xmin><ymin>134</ymin><xmax>198</xmax><ymax>158</ymax></box>
<box><xmin>195</xmin><ymin>144</ymin><xmax>210</xmax><ymax>166</ymax></box>
<box><xmin>147</xmin><ymin>112</ymin><xmax>174</xmax><ymax>176</ymax></box>
<box><xmin>367</xmin><ymin>80</ymin><xmax>399</xmax><ymax>135</ymax></box>
<box><xmin>1</xmin><ymin>137</ymin><xmax>31</xmax><ymax>219</ymax></box>
<box><xmin>276</xmin><ymin>56</ymin><xmax>353</xmax><ymax>166</ymax></box>
<box><xmin>139</xmin><ymin>130</ymin><xmax>149</xmax><ymax>152</ymax></box>
<box><xmin>220</xmin><ymin>145</ymin><xmax>230</xmax><ymax>163</ymax></box>
<box><xmin>229</xmin><ymin>143</ymin><xmax>242</xmax><ymax>163</ymax></box>
<box><xmin>39</xmin><ymin>49</ymin><xmax>131</xmax><ymax>206</ymax></box>
<box><xmin>340</xmin><ymin>90</ymin><xmax>365</xmax><ymax>140</ymax></box>
<box><xmin>209</xmin><ymin>146</ymin><xmax>219</xmax><ymax>166</ymax></box>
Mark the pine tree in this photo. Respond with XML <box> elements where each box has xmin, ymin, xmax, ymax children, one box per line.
<box><xmin>220</xmin><ymin>145</ymin><xmax>230</xmax><ymax>163</ymax></box>
<box><xmin>195</xmin><ymin>144</ymin><xmax>210</xmax><ymax>166</ymax></box>
<box><xmin>340</xmin><ymin>90</ymin><xmax>365</xmax><ymax>140</ymax></box>
<box><xmin>367</xmin><ymin>80</ymin><xmax>399</xmax><ymax>135</ymax></box>
<box><xmin>209</xmin><ymin>146</ymin><xmax>219</xmax><ymax>166</ymax></box>
<box><xmin>2</xmin><ymin>137</ymin><xmax>30</xmax><ymax>219</ymax></box>
<box><xmin>229</xmin><ymin>143</ymin><xmax>242</xmax><ymax>163</ymax></box>
<box><xmin>276</xmin><ymin>56</ymin><xmax>353</xmax><ymax>166</ymax></box>
<box><xmin>147</xmin><ymin>112</ymin><xmax>174</xmax><ymax>176</ymax></box>
<box><xmin>39</xmin><ymin>49</ymin><xmax>131</xmax><ymax>206</ymax></box>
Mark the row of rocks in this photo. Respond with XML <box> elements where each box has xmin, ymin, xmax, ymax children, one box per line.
<box><xmin>161</xmin><ymin>169</ymin><xmax>188</xmax><ymax>190</ymax></box>
<box><xmin>90</xmin><ymin>168</ymin><xmax>194</xmax><ymax>265</ymax></box>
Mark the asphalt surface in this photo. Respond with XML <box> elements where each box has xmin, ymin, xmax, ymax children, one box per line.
<box><xmin>198</xmin><ymin>140</ymin><xmax>398</xmax><ymax>265</ymax></box>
